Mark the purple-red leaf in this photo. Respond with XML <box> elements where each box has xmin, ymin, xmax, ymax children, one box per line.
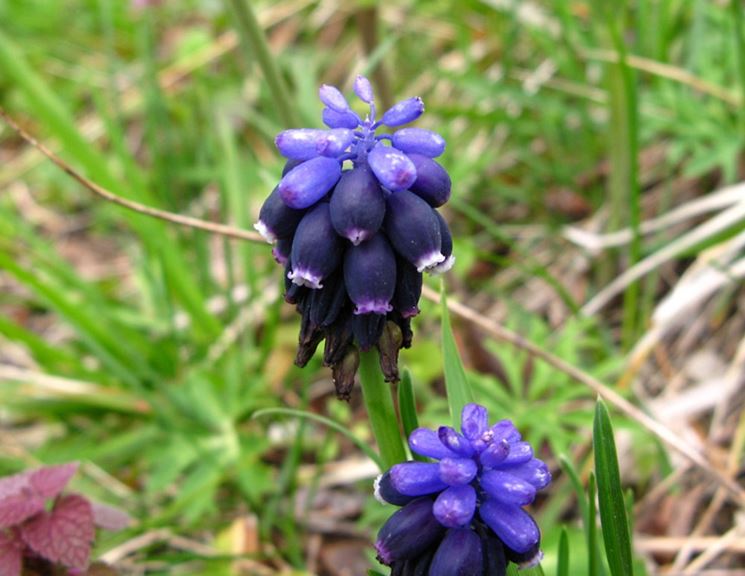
<box><xmin>0</xmin><ymin>532</ymin><xmax>23</xmax><ymax>576</ymax></box>
<box><xmin>0</xmin><ymin>470</ymin><xmax>31</xmax><ymax>500</ymax></box>
<box><xmin>20</xmin><ymin>494</ymin><xmax>95</xmax><ymax>570</ymax></box>
<box><xmin>0</xmin><ymin>463</ymin><xmax>80</xmax><ymax>529</ymax></box>
<box><xmin>0</xmin><ymin>491</ymin><xmax>45</xmax><ymax>529</ymax></box>
<box><xmin>91</xmin><ymin>501</ymin><xmax>131</xmax><ymax>531</ymax></box>
<box><xmin>30</xmin><ymin>462</ymin><xmax>79</xmax><ymax>499</ymax></box>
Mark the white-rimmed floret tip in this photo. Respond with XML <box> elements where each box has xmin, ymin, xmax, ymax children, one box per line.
<box><xmin>344</xmin><ymin>234</ymin><xmax>397</xmax><ymax>316</ymax></box>
<box><xmin>415</xmin><ymin>250</ymin><xmax>447</xmax><ymax>273</ymax></box>
<box><xmin>289</xmin><ymin>203</ymin><xmax>343</xmax><ymax>290</ymax></box>
<box><xmin>384</xmin><ymin>190</ymin><xmax>444</xmax><ymax>273</ymax></box>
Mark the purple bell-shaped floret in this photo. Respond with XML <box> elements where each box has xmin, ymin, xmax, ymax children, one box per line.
<box><xmin>354</xmin><ymin>75</ymin><xmax>374</xmax><ymax>103</ymax></box>
<box><xmin>384</xmin><ymin>190</ymin><xmax>444</xmax><ymax>272</ymax></box>
<box><xmin>278</xmin><ymin>156</ymin><xmax>342</xmax><ymax>209</ymax></box>
<box><xmin>254</xmin><ymin>186</ymin><xmax>305</xmax><ymax>243</ymax></box>
<box><xmin>322</xmin><ymin>108</ymin><xmax>361</xmax><ymax>129</ymax></box>
<box><xmin>392</xmin><ymin>128</ymin><xmax>446</xmax><ymax>158</ymax></box>
<box><xmin>482</xmin><ymin>530</ymin><xmax>508</xmax><ymax>575</ymax></box>
<box><xmin>288</xmin><ymin>203</ymin><xmax>343</xmax><ymax>289</ymax></box>
<box><xmin>275</xmin><ymin>128</ymin><xmax>326</xmax><ymax>161</ymax></box>
<box><xmin>428</xmin><ymin>528</ymin><xmax>484</xmax><ymax>576</ymax></box>
<box><xmin>479</xmin><ymin>499</ymin><xmax>541</xmax><ymax>554</ymax></box>
<box><xmin>329</xmin><ymin>166</ymin><xmax>386</xmax><ymax>245</ymax></box>
<box><xmin>319</xmin><ymin>84</ymin><xmax>350</xmax><ymax>112</ymax></box>
<box><xmin>343</xmin><ymin>233</ymin><xmax>396</xmax><ymax>314</ymax></box>
<box><xmin>381</xmin><ymin>97</ymin><xmax>425</xmax><ymax>126</ymax></box>
<box><xmin>368</xmin><ymin>142</ymin><xmax>418</xmax><ymax>192</ymax></box>
<box><xmin>315</xmin><ymin>129</ymin><xmax>355</xmax><ymax>158</ymax></box>
<box><xmin>408</xmin><ymin>154</ymin><xmax>451</xmax><ymax>207</ymax></box>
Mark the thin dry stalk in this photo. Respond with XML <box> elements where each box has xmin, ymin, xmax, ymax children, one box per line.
<box><xmin>0</xmin><ymin>108</ymin><xmax>264</xmax><ymax>244</ymax></box>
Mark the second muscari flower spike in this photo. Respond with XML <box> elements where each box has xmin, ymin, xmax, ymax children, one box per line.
<box><xmin>374</xmin><ymin>403</ymin><xmax>551</xmax><ymax>576</ymax></box>
<box><xmin>255</xmin><ymin>75</ymin><xmax>456</xmax><ymax>397</ymax></box>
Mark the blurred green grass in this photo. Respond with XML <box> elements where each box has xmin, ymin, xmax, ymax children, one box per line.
<box><xmin>0</xmin><ymin>0</ymin><xmax>743</xmax><ymax>574</ymax></box>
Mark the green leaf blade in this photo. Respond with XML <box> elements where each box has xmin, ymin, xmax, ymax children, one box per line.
<box><xmin>593</xmin><ymin>400</ymin><xmax>634</xmax><ymax>576</ymax></box>
<box><xmin>440</xmin><ymin>280</ymin><xmax>474</xmax><ymax>427</ymax></box>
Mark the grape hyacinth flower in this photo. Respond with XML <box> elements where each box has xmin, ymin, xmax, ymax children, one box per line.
<box><xmin>255</xmin><ymin>75</ymin><xmax>455</xmax><ymax>398</ymax></box>
<box><xmin>374</xmin><ymin>403</ymin><xmax>551</xmax><ymax>575</ymax></box>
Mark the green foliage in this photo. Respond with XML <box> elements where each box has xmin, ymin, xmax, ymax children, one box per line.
<box><xmin>0</xmin><ymin>0</ymin><xmax>739</xmax><ymax>572</ymax></box>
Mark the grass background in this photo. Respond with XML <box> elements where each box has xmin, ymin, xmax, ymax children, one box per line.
<box><xmin>1</xmin><ymin>0</ymin><xmax>744</xmax><ymax>574</ymax></box>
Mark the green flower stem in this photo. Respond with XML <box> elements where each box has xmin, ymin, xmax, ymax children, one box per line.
<box><xmin>225</xmin><ymin>0</ymin><xmax>299</xmax><ymax>128</ymax></box>
<box><xmin>358</xmin><ymin>349</ymin><xmax>407</xmax><ymax>470</ymax></box>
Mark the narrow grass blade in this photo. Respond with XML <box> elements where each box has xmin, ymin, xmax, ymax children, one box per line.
<box><xmin>398</xmin><ymin>369</ymin><xmax>427</xmax><ymax>462</ymax></box>
<box><xmin>587</xmin><ymin>472</ymin><xmax>601</xmax><ymax>576</ymax></box>
<box><xmin>440</xmin><ymin>279</ymin><xmax>474</xmax><ymax>427</ymax></box>
<box><xmin>397</xmin><ymin>369</ymin><xmax>419</xmax><ymax>440</ymax></box>
<box><xmin>224</xmin><ymin>0</ymin><xmax>298</xmax><ymax>127</ymax></box>
<box><xmin>558</xmin><ymin>526</ymin><xmax>570</xmax><ymax>576</ymax></box>
<box><xmin>0</xmin><ymin>253</ymin><xmax>142</xmax><ymax>389</ymax></box>
<box><xmin>558</xmin><ymin>455</ymin><xmax>591</xmax><ymax>535</ymax></box>
<box><xmin>253</xmin><ymin>407</ymin><xmax>382</xmax><ymax>469</ymax></box>
<box><xmin>593</xmin><ymin>400</ymin><xmax>634</xmax><ymax>576</ymax></box>
<box><xmin>0</xmin><ymin>31</ymin><xmax>220</xmax><ymax>338</ymax></box>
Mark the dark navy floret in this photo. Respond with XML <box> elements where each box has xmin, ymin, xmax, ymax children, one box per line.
<box><xmin>430</xmin><ymin>209</ymin><xmax>455</xmax><ymax>274</ymax></box>
<box><xmin>429</xmin><ymin>528</ymin><xmax>483</xmax><ymax>576</ymax></box>
<box><xmin>343</xmin><ymin>234</ymin><xmax>396</xmax><ymax>315</ymax></box>
<box><xmin>289</xmin><ymin>203</ymin><xmax>343</xmax><ymax>289</ymax></box>
<box><xmin>309</xmin><ymin>272</ymin><xmax>347</xmax><ymax>328</ymax></box>
<box><xmin>351</xmin><ymin>313</ymin><xmax>385</xmax><ymax>352</ymax></box>
<box><xmin>384</xmin><ymin>190</ymin><xmax>444</xmax><ymax>272</ymax></box>
<box><xmin>408</xmin><ymin>154</ymin><xmax>451</xmax><ymax>207</ymax></box>
<box><xmin>392</xmin><ymin>258</ymin><xmax>423</xmax><ymax>319</ymax></box>
<box><xmin>374</xmin><ymin>497</ymin><xmax>445</xmax><ymax>566</ymax></box>
<box><xmin>329</xmin><ymin>166</ymin><xmax>386</xmax><ymax>245</ymax></box>
<box><xmin>254</xmin><ymin>186</ymin><xmax>305</xmax><ymax>243</ymax></box>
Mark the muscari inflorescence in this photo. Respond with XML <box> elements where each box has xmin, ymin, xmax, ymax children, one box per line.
<box><xmin>374</xmin><ymin>403</ymin><xmax>551</xmax><ymax>575</ymax></box>
<box><xmin>255</xmin><ymin>75</ymin><xmax>454</xmax><ymax>398</ymax></box>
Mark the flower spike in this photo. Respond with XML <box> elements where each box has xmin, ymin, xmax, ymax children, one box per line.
<box><xmin>375</xmin><ymin>403</ymin><xmax>551</xmax><ymax>574</ymax></box>
<box><xmin>256</xmin><ymin>75</ymin><xmax>456</xmax><ymax>394</ymax></box>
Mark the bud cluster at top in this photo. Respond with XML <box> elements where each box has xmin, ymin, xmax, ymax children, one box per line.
<box><xmin>374</xmin><ymin>403</ymin><xmax>551</xmax><ymax>575</ymax></box>
<box><xmin>255</xmin><ymin>76</ymin><xmax>455</xmax><ymax>397</ymax></box>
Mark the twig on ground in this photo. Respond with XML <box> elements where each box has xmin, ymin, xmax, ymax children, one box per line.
<box><xmin>0</xmin><ymin>107</ymin><xmax>265</xmax><ymax>244</ymax></box>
